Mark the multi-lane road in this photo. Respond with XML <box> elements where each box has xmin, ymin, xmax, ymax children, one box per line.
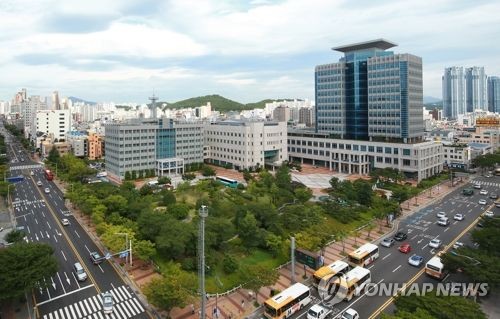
<box><xmin>287</xmin><ymin>175</ymin><xmax>499</xmax><ymax>318</ymax></box>
<box><xmin>2</xmin><ymin>126</ymin><xmax>150</xmax><ymax>319</ymax></box>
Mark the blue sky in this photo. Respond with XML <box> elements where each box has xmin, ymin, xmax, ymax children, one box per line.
<box><xmin>0</xmin><ymin>0</ymin><xmax>499</xmax><ymax>104</ymax></box>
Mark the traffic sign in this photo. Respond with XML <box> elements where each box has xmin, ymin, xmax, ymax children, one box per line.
<box><xmin>295</xmin><ymin>248</ymin><xmax>321</xmax><ymax>270</ymax></box>
<box><xmin>105</xmin><ymin>253</ymin><xmax>112</xmax><ymax>260</ymax></box>
<box><xmin>119</xmin><ymin>251</ymin><xmax>129</xmax><ymax>258</ymax></box>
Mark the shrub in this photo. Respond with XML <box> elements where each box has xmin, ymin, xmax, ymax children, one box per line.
<box><xmin>222</xmin><ymin>255</ymin><xmax>239</xmax><ymax>274</ymax></box>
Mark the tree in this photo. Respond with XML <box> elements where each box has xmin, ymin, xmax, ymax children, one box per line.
<box><xmin>382</xmin><ymin>308</ymin><xmax>446</xmax><ymax>319</ymax></box>
<box><xmin>365</xmin><ymin>221</ymin><xmax>376</xmax><ymax>239</ymax></box>
<box><xmin>133</xmin><ymin>240</ymin><xmax>156</xmax><ymax>263</ymax></box>
<box><xmin>0</xmin><ymin>243</ymin><xmax>58</xmax><ymax>300</ymax></box>
<box><xmin>168</xmin><ymin>203</ymin><xmax>191</xmax><ymax>220</ymax></box>
<box><xmin>243</xmin><ymin>170</ymin><xmax>252</xmax><ymax>182</ymax></box>
<box><xmin>161</xmin><ymin>190</ymin><xmax>177</xmax><ymax>206</ymax></box>
<box><xmin>201</xmin><ymin>165</ymin><xmax>216</xmax><ymax>177</ymax></box>
<box><xmin>329</xmin><ymin>177</ymin><xmax>340</xmax><ymax>190</ymax></box>
<box><xmin>124</xmin><ymin>171</ymin><xmax>131</xmax><ymax>180</ymax></box>
<box><xmin>144</xmin><ymin>263</ymin><xmax>196</xmax><ymax>312</ymax></box>
<box><xmin>104</xmin><ymin>194</ymin><xmax>128</xmax><ymax>215</ymax></box>
<box><xmin>294</xmin><ymin>187</ymin><xmax>313</xmax><ymax>203</ymax></box>
<box><xmin>275</xmin><ymin>165</ymin><xmax>291</xmax><ymax>191</ymax></box>
<box><xmin>5</xmin><ymin>229</ymin><xmax>26</xmax><ymax>243</ymax></box>
<box><xmin>238</xmin><ymin>213</ymin><xmax>263</xmax><ymax>249</ymax></box>
<box><xmin>47</xmin><ymin>147</ymin><xmax>60</xmax><ymax>164</ymax></box>
<box><xmin>158</xmin><ymin>176</ymin><xmax>172</xmax><ymax>185</ymax></box>
<box><xmin>353</xmin><ymin>179</ymin><xmax>373</xmax><ymax>206</ymax></box>
<box><xmin>138</xmin><ymin>170</ymin><xmax>144</xmax><ymax>179</ymax></box>
<box><xmin>336</xmin><ymin>230</ymin><xmax>348</xmax><ymax>254</ymax></box>
<box><xmin>222</xmin><ymin>254</ymin><xmax>239</xmax><ymax>274</ymax></box>
<box><xmin>265</xmin><ymin>233</ymin><xmax>283</xmax><ymax>258</ymax></box>
<box><xmin>240</xmin><ymin>264</ymin><xmax>279</xmax><ymax>303</ymax></box>
<box><xmin>138</xmin><ymin>210</ymin><xmax>168</xmax><ymax>241</ymax></box>
<box><xmin>131</xmin><ymin>170</ymin><xmax>137</xmax><ymax>180</ymax></box>
<box><xmin>391</xmin><ymin>291</ymin><xmax>486</xmax><ymax>319</ymax></box>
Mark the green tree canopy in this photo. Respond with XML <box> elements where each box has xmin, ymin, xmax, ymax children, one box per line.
<box><xmin>0</xmin><ymin>243</ymin><xmax>58</xmax><ymax>300</ymax></box>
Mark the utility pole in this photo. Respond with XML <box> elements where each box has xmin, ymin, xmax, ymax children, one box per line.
<box><xmin>291</xmin><ymin>236</ymin><xmax>295</xmax><ymax>284</ymax></box>
<box><xmin>198</xmin><ymin>205</ymin><xmax>208</xmax><ymax>319</ymax></box>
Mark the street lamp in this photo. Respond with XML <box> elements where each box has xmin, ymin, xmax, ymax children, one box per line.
<box><xmin>115</xmin><ymin>232</ymin><xmax>132</xmax><ymax>266</ymax></box>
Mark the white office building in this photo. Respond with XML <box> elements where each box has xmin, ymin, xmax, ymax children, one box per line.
<box><xmin>288</xmin><ymin>130</ymin><xmax>443</xmax><ymax>181</ymax></box>
<box><xmin>32</xmin><ymin>109</ymin><xmax>71</xmax><ymax>148</ymax></box>
<box><xmin>204</xmin><ymin>120</ymin><xmax>288</xmax><ymax>170</ymax></box>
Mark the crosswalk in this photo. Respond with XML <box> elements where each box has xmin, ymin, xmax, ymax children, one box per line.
<box><xmin>473</xmin><ymin>181</ymin><xmax>500</xmax><ymax>188</ymax></box>
<box><xmin>42</xmin><ymin>286</ymin><xmax>145</xmax><ymax>319</ymax></box>
<box><xmin>9</xmin><ymin>164</ymin><xmax>43</xmax><ymax>171</ymax></box>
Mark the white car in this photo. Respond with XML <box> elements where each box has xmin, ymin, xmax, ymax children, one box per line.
<box><xmin>61</xmin><ymin>219</ymin><xmax>70</xmax><ymax>226</ymax></box>
<box><xmin>480</xmin><ymin>189</ymin><xmax>488</xmax><ymax>195</ymax></box>
<box><xmin>408</xmin><ymin>255</ymin><xmax>424</xmax><ymax>267</ymax></box>
<box><xmin>36</xmin><ymin>181</ymin><xmax>42</xmax><ymax>186</ymax></box>
<box><xmin>473</xmin><ymin>184</ymin><xmax>481</xmax><ymax>189</ymax></box>
<box><xmin>102</xmin><ymin>292</ymin><xmax>114</xmax><ymax>314</ymax></box>
<box><xmin>478</xmin><ymin>199</ymin><xmax>487</xmax><ymax>205</ymax></box>
<box><xmin>454</xmin><ymin>213</ymin><xmax>464</xmax><ymax>221</ymax></box>
<box><xmin>341</xmin><ymin>308</ymin><xmax>359</xmax><ymax>319</ymax></box>
<box><xmin>453</xmin><ymin>241</ymin><xmax>465</xmax><ymax>249</ymax></box>
<box><xmin>44</xmin><ymin>187</ymin><xmax>50</xmax><ymax>193</ymax></box>
<box><xmin>436</xmin><ymin>211</ymin><xmax>447</xmax><ymax>219</ymax></box>
<box><xmin>30</xmin><ymin>171</ymin><xmax>34</xmax><ymax>176</ymax></box>
<box><xmin>484</xmin><ymin>211</ymin><xmax>494</xmax><ymax>218</ymax></box>
<box><xmin>429</xmin><ymin>239</ymin><xmax>442</xmax><ymax>249</ymax></box>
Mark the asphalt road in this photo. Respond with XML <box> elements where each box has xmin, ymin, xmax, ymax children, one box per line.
<box><xmin>274</xmin><ymin>175</ymin><xmax>499</xmax><ymax>319</ymax></box>
<box><xmin>2</xmin><ymin>126</ymin><xmax>150</xmax><ymax>319</ymax></box>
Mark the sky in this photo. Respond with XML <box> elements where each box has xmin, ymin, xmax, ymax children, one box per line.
<box><xmin>1</xmin><ymin>0</ymin><xmax>499</xmax><ymax>104</ymax></box>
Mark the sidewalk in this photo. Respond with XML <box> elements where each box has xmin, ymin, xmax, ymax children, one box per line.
<box><xmin>169</xmin><ymin>179</ymin><xmax>461</xmax><ymax>319</ymax></box>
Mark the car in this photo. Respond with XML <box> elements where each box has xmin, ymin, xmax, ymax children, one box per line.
<box><xmin>44</xmin><ymin>187</ymin><xmax>50</xmax><ymax>193</ymax></box>
<box><xmin>394</xmin><ymin>231</ymin><xmax>407</xmax><ymax>241</ymax></box>
<box><xmin>454</xmin><ymin>213</ymin><xmax>464</xmax><ymax>221</ymax></box>
<box><xmin>453</xmin><ymin>241</ymin><xmax>465</xmax><ymax>250</ymax></box>
<box><xmin>408</xmin><ymin>255</ymin><xmax>424</xmax><ymax>267</ymax></box>
<box><xmin>480</xmin><ymin>189</ymin><xmax>488</xmax><ymax>195</ymax></box>
<box><xmin>496</xmin><ymin>201</ymin><xmax>500</xmax><ymax>208</ymax></box>
<box><xmin>90</xmin><ymin>251</ymin><xmax>104</xmax><ymax>265</ymax></box>
<box><xmin>398</xmin><ymin>243</ymin><xmax>411</xmax><ymax>254</ymax></box>
<box><xmin>429</xmin><ymin>239</ymin><xmax>442</xmax><ymax>249</ymax></box>
<box><xmin>341</xmin><ymin>308</ymin><xmax>359</xmax><ymax>319</ymax></box>
<box><xmin>473</xmin><ymin>184</ymin><xmax>481</xmax><ymax>189</ymax></box>
<box><xmin>381</xmin><ymin>238</ymin><xmax>395</xmax><ymax>247</ymax></box>
<box><xmin>436</xmin><ymin>211</ymin><xmax>447</xmax><ymax>219</ymax></box>
<box><xmin>61</xmin><ymin>218</ymin><xmax>70</xmax><ymax>226</ymax></box>
<box><xmin>102</xmin><ymin>292</ymin><xmax>114</xmax><ymax>314</ymax></box>
<box><xmin>490</xmin><ymin>194</ymin><xmax>498</xmax><ymax>199</ymax></box>
<box><xmin>478</xmin><ymin>199</ymin><xmax>487</xmax><ymax>205</ymax></box>
<box><xmin>36</xmin><ymin>181</ymin><xmax>42</xmax><ymax>186</ymax></box>
<box><xmin>484</xmin><ymin>211</ymin><xmax>494</xmax><ymax>218</ymax></box>
<box><xmin>485</xmin><ymin>174</ymin><xmax>493</xmax><ymax>178</ymax></box>
<box><xmin>30</xmin><ymin>171</ymin><xmax>34</xmax><ymax>176</ymax></box>
<box><xmin>438</xmin><ymin>217</ymin><xmax>450</xmax><ymax>226</ymax></box>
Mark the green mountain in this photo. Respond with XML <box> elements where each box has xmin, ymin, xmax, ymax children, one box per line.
<box><xmin>159</xmin><ymin>95</ymin><xmax>300</xmax><ymax>112</ymax></box>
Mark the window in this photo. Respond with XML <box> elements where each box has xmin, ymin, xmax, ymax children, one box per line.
<box><xmin>393</xmin><ymin>148</ymin><xmax>399</xmax><ymax>154</ymax></box>
<box><xmin>353</xmin><ymin>145</ymin><xmax>359</xmax><ymax>151</ymax></box>
<box><xmin>376</xmin><ymin>147</ymin><xmax>383</xmax><ymax>153</ymax></box>
<box><xmin>361</xmin><ymin>145</ymin><xmax>367</xmax><ymax>151</ymax></box>
<box><xmin>368</xmin><ymin>146</ymin><xmax>374</xmax><ymax>152</ymax></box>
<box><xmin>403</xmin><ymin>159</ymin><xmax>411</xmax><ymax>166</ymax></box>
<box><xmin>385</xmin><ymin>157</ymin><xmax>391</xmax><ymax>164</ymax></box>
<box><xmin>403</xmin><ymin>149</ymin><xmax>411</xmax><ymax>156</ymax></box>
<box><xmin>385</xmin><ymin>147</ymin><xmax>392</xmax><ymax>154</ymax></box>
<box><xmin>377</xmin><ymin>156</ymin><xmax>383</xmax><ymax>163</ymax></box>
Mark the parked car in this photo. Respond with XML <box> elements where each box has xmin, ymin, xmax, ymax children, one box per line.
<box><xmin>453</xmin><ymin>241</ymin><xmax>465</xmax><ymax>249</ymax></box>
<box><xmin>398</xmin><ymin>243</ymin><xmax>411</xmax><ymax>254</ymax></box>
<box><xmin>429</xmin><ymin>239</ymin><xmax>442</xmax><ymax>249</ymax></box>
<box><xmin>490</xmin><ymin>194</ymin><xmax>498</xmax><ymax>199</ymax></box>
<box><xmin>408</xmin><ymin>255</ymin><xmax>424</xmax><ymax>267</ymax></box>
<box><xmin>394</xmin><ymin>231</ymin><xmax>407</xmax><ymax>241</ymax></box>
<box><xmin>381</xmin><ymin>238</ymin><xmax>395</xmax><ymax>248</ymax></box>
<box><xmin>484</xmin><ymin>211</ymin><xmax>494</xmax><ymax>218</ymax></box>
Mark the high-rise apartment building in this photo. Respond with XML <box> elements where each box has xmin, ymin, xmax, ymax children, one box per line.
<box><xmin>52</xmin><ymin>91</ymin><xmax>60</xmax><ymax>110</ymax></box>
<box><xmin>465</xmin><ymin>67</ymin><xmax>487</xmax><ymax>112</ymax></box>
<box><xmin>487</xmin><ymin>76</ymin><xmax>500</xmax><ymax>113</ymax></box>
<box><xmin>315</xmin><ymin>39</ymin><xmax>423</xmax><ymax>143</ymax></box>
<box><xmin>273</xmin><ymin>106</ymin><xmax>290</xmax><ymax>123</ymax></box>
<box><xmin>442</xmin><ymin>67</ymin><xmax>466</xmax><ymax>119</ymax></box>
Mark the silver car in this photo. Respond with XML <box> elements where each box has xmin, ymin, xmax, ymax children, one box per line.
<box><xmin>102</xmin><ymin>292</ymin><xmax>114</xmax><ymax>314</ymax></box>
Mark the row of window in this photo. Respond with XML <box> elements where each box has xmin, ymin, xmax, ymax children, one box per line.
<box><xmin>288</xmin><ymin>139</ymin><xmax>415</xmax><ymax>155</ymax></box>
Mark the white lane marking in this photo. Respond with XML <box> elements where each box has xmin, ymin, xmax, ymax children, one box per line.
<box><xmin>411</xmin><ymin>235</ymin><xmax>418</xmax><ymax>240</ymax></box>
<box><xmin>444</xmin><ymin>228</ymin><xmax>449</xmax><ymax>232</ymax></box>
<box><xmin>84</xmin><ymin>245</ymin><xmax>91</xmax><ymax>253</ymax></box>
<box><xmin>98</xmin><ymin>264</ymin><xmax>104</xmax><ymax>273</ymax></box>
<box><xmin>60</xmin><ymin>250</ymin><xmax>67</xmax><ymax>261</ymax></box>
<box><xmin>382</xmin><ymin>253</ymin><xmax>391</xmax><ymax>260</ymax></box>
<box><xmin>392</xmin><ymin>265</ymin><xmax>402</xmax><ymax>272</ymax></box>
<box><xmin>71</xmin><ymin>272</ymin><xmax>81</xmax><ymax>289</ymax></box>
<box><xmin>46</xmin><ymin>221</ymin><xmax>51</xmax><ymax>229</ymax></box>
<box><xmin>42</xmin><ymin>211</ymin><xmax>45</xmax><ymax>218</ymax></box>
<box><xmin>27</xmin><ymin>225</ymin><xmax>31</xmax><ymax>233</ymax></box>
<box><xmin>74</xmin><ymin>230</ymin><xmax>80</xmax><ymax>238</ymax></box>
<box><xmin>132</xmin><ymin>298</ymin><xmax>145</xmax><ymax>312</ymax></box>
<box><xmin>421</xmin><ymin>244</ymin><xmax>428</xmax><ymax>250</ymax></box>
<box><xmin>35</xmin><ymin>218</ymin><xmax>38</xmax><ymax>224</ymax></box>
<box><xmin>56</xmin><ymin>272</ymin><xmax>67</xmax><ymax>294</ymax></box>
<box><xmin>110</xmin><ymin>282</ymin><xmax>116</xmax><ymax>290</ymax></box>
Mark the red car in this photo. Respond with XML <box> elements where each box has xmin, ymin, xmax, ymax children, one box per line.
<box><xmin>398</xmin><ymin>243</ymin><xmax>411</xmax><ymax>254</ymax></box>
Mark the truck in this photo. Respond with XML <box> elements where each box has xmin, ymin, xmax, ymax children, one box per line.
<box><xmin>44</xmin><ymin>170</ymin><xmax>54</xmax><ymax>181</ymax></box>
<box><xmin>307</xmin><ymin>304</ymin><xmax>332</xmax><ymax>319</ymax></box>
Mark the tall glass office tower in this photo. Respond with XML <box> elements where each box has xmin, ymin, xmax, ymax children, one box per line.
<box><xmin>442</xmin><ymin>67</ymin><xmax>466</xmax><ymax>119</ymax></box>
<box><xmin>315</xmin><ymin>39</ymin><xmax>423</xmax><ymax>143</ymax></box>
<box><xmin>465</xmin><ymin>66</ymin><xmax>487</xmax><ymax>112</ymax></box>
<box><xmin>488</xmin><ymin>76</ymin><xmax>500</xmax><ymax>113</ymax></box>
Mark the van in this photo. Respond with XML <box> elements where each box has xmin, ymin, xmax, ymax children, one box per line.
<box><xmin>73</xmin><ymin>262</ymin><xmax>87</xmax><ymax>281</ymax></box>
<box><xmin>437</xmin><ymin>217</ymin><xmax>450</xmax><ymax>226</ymax></box>
<box><xmin>147</xmin><ymin>180</ymin><xmax>158</xmax><ymax>187</ymax></box>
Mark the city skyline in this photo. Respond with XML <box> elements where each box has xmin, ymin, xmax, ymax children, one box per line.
<box><xmin>1</xmin><ymin>0</ymin><xmax>500</xmax><ymax>103</ymax></box>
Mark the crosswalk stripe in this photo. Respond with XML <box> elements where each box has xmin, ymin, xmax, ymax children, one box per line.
<box><xmin>43</xmin><ymin>315</ymin><xmax>48</xmax><ymax>319</ymax></box>
<box><xmin>115</xmin><ymin>303</ymin><xmax>128</xmax><ymax>318</ymax></box>
<box><xmin>109</xmin><ymin>290</ymin><xmax>120</xmax><ymax>303</ymax></box>
<box><xmin>113</xmin><ymin>287</ymin><xmax>127</xmax><ymax>301</ymax></box>
<box><xmin>69</xmin><ymin>304</ymin><xmax>77</xmax><ymax>318</ymax></box>
<box><xmin>78</xmin><ymin>301</ymin><xmax>87</xmax><ymax>316</ymax></box>
<box><xmin>127</xmin><ymin>298</ymin><xmax>140</xmax><ymax>314</ymax></box>
<box><xmin>49</xmin><ymin>313</ymin><xmax>53</xmax><ymax>319</ymax></box>
<box><xmin>84</xmin><ymin>299</ymin><xmax>94</xmax><ymax>314</ymax></box>
<box><xmin>109</xmin><ymin>312</ymin><xmax>117</xmax><ymax>319</ymax></box>
<box><xmin>122</xmin><ymin>301</ymin><xmax>136</xmax><ymax>316</ymax></box>
<box><xmin>131</xmin><ymin>298</ymin><xmax>144</xmax><ymax>312</ymax></box>
<box><xmin>119</xmin><ymin>286</ymin><xmax>131</xmax><ymax>299</ymax></box>
<box><xmin>97</xmin><ymin>311</ymin><xmax>104</xmax><ymax>319</ymax></box>
<box><xmin>74</xmin><ymin>302</ymin><xmax>82</xmax><ymax>318</ymax></box>
<box><xmin>58</xmin><ymin>308</ymin><xmax>65</xmax><ymax>319</ymax></box>
<box><xmin>53</xmin><ymin>311</ymin><xmax>59</xmax><ymax>319</ymax></box>
<box><xmin>93</xmin><ymin>296</ymin><xmax>102</xmax><ymax>310</ymax></box>
<box><xmin>64</xmin><ymin>306</ymin><xmax>71</xmax><ymax>319</ymax></box>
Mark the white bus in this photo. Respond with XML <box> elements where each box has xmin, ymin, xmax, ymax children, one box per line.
<box><xmin>331</xmin><ymin>266</ymin><xmax>371</xmax><ymax>301</ymax></box>
<box><xmin>264</xmin><ymin>283</ymin><xmax>311</xmax><ymax>319</ymax></box>
<box><xmin>348</xmin><ymin>243</ymin><xmax>379</xmax><ymax>267</ymax></box>
<box><xmin>425</xmin><ymin>256</ymin><xmax>446</xmax><ymax>280</ymax></box>
<box><xmin>313</xmin><ymin>260</ymin><xmax>350</xmax><ymax>287</ymax></box>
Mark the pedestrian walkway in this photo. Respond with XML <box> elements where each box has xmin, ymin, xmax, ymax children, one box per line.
<box><xmin>41</xmin><ymin>286</ymin><xmax>144</xmax><ymax>319</ymax></box>
<box><xmin>9</xmin><ymin>164</ymin><xmax>43</xmax><ymax>171</ymax></box>
<box><xmin>169</xmin><ymin>179</ymin><xmax>460</xmax><ymax>319</ymax></box>
<box><xmin>474</xmin><ymin>180</ymin><xmax>500</xmax><ymax>188</ymax></box>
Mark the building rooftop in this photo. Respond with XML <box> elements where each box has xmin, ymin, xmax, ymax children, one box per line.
<box><xmin>332</xmin><ymin>38</ymin><xmax>397</xmax><ymax>53</ymax></box>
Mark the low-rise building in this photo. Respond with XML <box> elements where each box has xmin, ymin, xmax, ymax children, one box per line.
<box><xmin>442</xmin><ymin>143</ymin><xmax>471</xmax><ymax>167</ymax></box>
<box><xmin>66</xmin><ymin>131</ymin><xmax>87</xmax><ymax>157</ymax></box>
<box><xmin>287</xmin><ymin>129</ymin><xmax>443</xmax><ymax>181</ymax></box>
<box><xmin>87</xmin><ymin>133</ymin><xmax>104</xmax><ymax>160</ymax></box>
<box><xmin>204</xmin><ymin>120</ymin><xmax>288</xmax><ymax>170</ymax></box>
